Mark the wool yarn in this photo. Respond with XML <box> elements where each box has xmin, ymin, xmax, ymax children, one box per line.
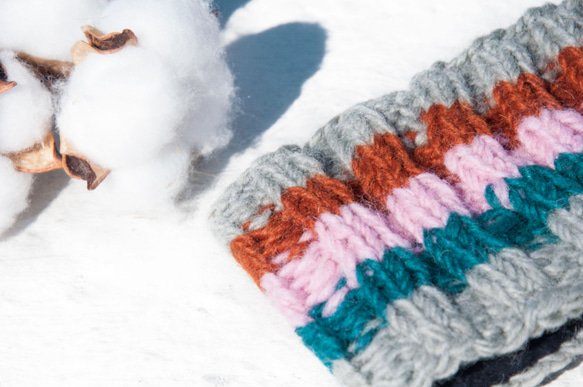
<box><xmin>210</xmin><ymin>0</ymin><xmax>583</xmax><ymax>385</ymax></box>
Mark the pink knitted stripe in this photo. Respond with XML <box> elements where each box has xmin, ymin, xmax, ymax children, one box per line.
<box><xmin>261</xmin><ymin>173</ymin><xmax>470</xmax><ymax>324</ymax></box>
<box><xmin>260</xmin><ymin>203</ymin><xmax>410</xmax><ymax>326</ymax></box>
<box><xmin>444</xmin><ymin>109</ymin><xmax>583</xmax><ymax>214</ymax></box>
<box><xmin>385</xmin><ymin>173</ymin><xmax>470</xmax><ymax>243</ymax></box>
<box><xmin>513</xmin><ymin>108</ymin><xmax>583</xmax><ymax>168</ymax></box>
<box><xmin>445</xmin><ymin>135</ymin><xmax>524</xmax><ymax>213</ymax></box>
<box><xmin>260</xmin><ymin>174</ymin><xmax>472</xmax><ymax>324</ymax></box>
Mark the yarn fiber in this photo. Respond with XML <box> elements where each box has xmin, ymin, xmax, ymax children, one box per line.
<box><xmin>210</xmin><ymin>0</ymin><xmax>583</xmax><ymax>385</ymax></box>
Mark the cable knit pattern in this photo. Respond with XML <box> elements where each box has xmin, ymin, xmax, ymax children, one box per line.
<box><xmin>210</xmin><ymin>1</ymin><xmax>583</xmax><ymax>386</ymax></box>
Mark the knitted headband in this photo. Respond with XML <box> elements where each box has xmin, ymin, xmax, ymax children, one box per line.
<box><xmin>210</xmin><ymin>0</ymin><xmax>583</xmax><ymax>385</ymax></box>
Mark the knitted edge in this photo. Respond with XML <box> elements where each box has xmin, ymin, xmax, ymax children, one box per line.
<box><xmin>209</xmin><ymin>0</ymin><xmax>583</xmax><ymax>243</ymax></box>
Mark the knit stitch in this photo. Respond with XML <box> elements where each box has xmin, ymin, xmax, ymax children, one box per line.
<box><xmin>210</xmin><ymin>0</ymin><xmax>583</xmax><ymax>385</ymax></box>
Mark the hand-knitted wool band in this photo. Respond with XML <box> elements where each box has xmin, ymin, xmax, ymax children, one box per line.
<box><xmin>210</xmin><ymin>1</ymin><xmax>583</xmax><ymax>386</ymax></box>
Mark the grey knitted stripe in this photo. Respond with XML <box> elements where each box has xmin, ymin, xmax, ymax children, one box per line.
<box><xmin>330</xmin><ymin>195</ymin><xmax>583</xmax><ymax>387</ymax></box>
<box><xmin>209</xmin><ymin>145</ymin><xmax>325</xmax><ymax>242</ymax></box>
<box><xmin>210</xmin><ymin>0</ymin><xmax>583</xmax><ymax>244</ymax></box>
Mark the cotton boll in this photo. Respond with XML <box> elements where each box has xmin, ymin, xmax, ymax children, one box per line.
<box><xmin>92</xmin><ymin>144</ymin><xmax>191</xmax><ymax>214</ymax></box>
<box><xmin>57</xmin><ymin>0</ymin><xmax>233</xmax><ymax>212</ymax></box>
<box><xmin>0</xmin><ymin>0</ymin><xmax>107</xmax><ymax>60</ymax></box>
<box><xmin>97</xmin><ymin>0</ymin><xmax>234</xmax><ymax>155</ymax></box>
<box><xmin>0</xmin><ymin>156</ymin><xmax>33</xmax><ymax>233</ymax></box>
<box><xmin>0</xmin><ymin>50</ymin><xmax>53</xmax><ymax>154</ymax></box>
<box><xmin>181</xmin><ymin>60</ymin><xmax>234</xmax><ymax>155</ymax></box>
<box><xmin>57</xmin><ymin>46</ymin><xmax>186</xmax><ymax>170</ymax></box>
<box><xmin>97</xmin><ymin>0</ymin><xmax>220</xmax><ymax>78</ymax></box>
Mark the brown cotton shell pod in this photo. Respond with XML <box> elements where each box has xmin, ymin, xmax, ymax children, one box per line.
<box><xmin>0</xmin><ymin>64</ymin><xmax>16</xmax><ymax>93</ymax></box>
<box><xmin>6</xmin><ymin>132</ymin><xmax>62</xmax><ymax>173</ymax></box>
<box><xmin>0</xmin><ymin>63</ymin><xmax>61</xmax><ymax>173</ymax></box>
<box><xmin>71</xmin><ymin>26</ymin><xmax>138</xmax><ymax>64</ymax></box>
<box><xmin>15</xmin><ymin>53</ymin><xmax>74</xmax><ymax>88</ymax></box>
<box><xmin>60</xmin><ymin>137</ymin><xmax>110</xmax><ymax>190</ymax></box>
<box><xmin>0</xmin><ymin>79</ymin><xmax>16</xmax><ymax>93</ymax></box>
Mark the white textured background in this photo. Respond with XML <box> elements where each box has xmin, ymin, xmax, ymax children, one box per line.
<box><xmin>1</xmin><ymin>0</ymin><xmax>581</xmax><ymax>386</ymax></box>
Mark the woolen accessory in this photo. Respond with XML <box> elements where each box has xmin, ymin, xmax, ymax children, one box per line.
<box><xmin>210</xmin><ymin>0</ymin><xmax>583</xmax><ymax>385</ymax></box>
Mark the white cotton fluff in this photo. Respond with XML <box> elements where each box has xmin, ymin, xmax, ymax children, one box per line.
<box><xmin>57</xmin><ymin>0</ymin><xmax>234</xmax><ymax>210</ymax></box>
<box><xmin>0</xmin><ymin>156</ymin><xmax>33</xmax><ymax>233</ymax></box>
<box><xmin>57</xmin><ymin>47</ymin><xmax>186</xmax><ymax>169</ymax></box>
<box><xmin>0</xmin><ymin>0</ymin><xmax>106</xmax><ymax>60</ymax></box>
<box><xmin>92</xmin><ymin>145</ymin><xmax>191</xmax><ymax>214</ymax></box>
<box><xmin>94</xmin><ymin>0</ymin><xmax>234</xmax><ymax>155</ymax></box>
<box><xmin>0</xmin><ymin>50</ymin><xmax>54</xmax><ymax>154</ymax></box>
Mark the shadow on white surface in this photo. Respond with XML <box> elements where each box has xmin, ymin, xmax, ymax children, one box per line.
<box><xmin>181</xmin><ymin>22</ymin><xmax>327</xmax><ymax>200</ymax></box>
<box><xmin>1</xmin><ymin>169</ymin><xmax>70</xmax><ymax>240</ymax></box>
<box><xmin>213</xmin><ymin>0</ymin><xmax>252</xmax><ymax>27</ymax></box>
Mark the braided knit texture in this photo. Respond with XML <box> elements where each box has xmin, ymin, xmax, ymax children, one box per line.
<box><xmin>210</xmin><ymin>0</ymin><xmax>583</xmax><ymax>385</ymax></box>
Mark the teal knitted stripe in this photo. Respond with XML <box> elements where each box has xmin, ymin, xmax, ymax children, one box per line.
<box><xmin>296</xmin><ymin>152</ymin><xmax>583</xmax><ymax>367</ymax></box>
